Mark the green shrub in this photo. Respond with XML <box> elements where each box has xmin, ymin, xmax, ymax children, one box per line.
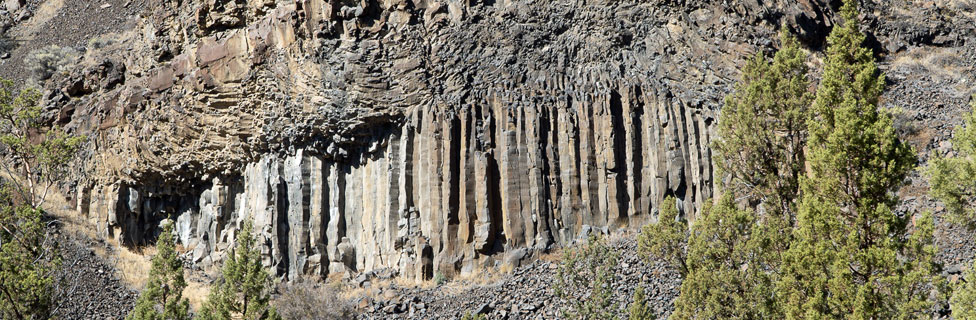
<box><xmin>24</xmin><ymin>45</ymin><xmax>79</xmax><ymax>82</ymax></box>
<box><xmin>274</xmin><ymin>281</ymin><xmax>352</xmax><ymax>320</ymax></box>
<box><xmin>555</xmin><ymin>234</ymin><xmax>620</xmax><ymax>320</ymax></box>
<box><xmin>199</xmin><ymin>220</ymin><xmax>281</xmax><ymax>320</ymax></box>
<box><xmin>433</xmin><ymin>272</ymin><xmax>447</xmax><ymax>286</ymax></box>
<box><xmin>627</xmin><ymin>286</ymin><xmax>654</xmax><ymax>320</ymax></box>
<box><xmin>460</xmin><ymin>312</ymin><xmax>487</xmax><ymax>320</ymax></box>
<box><xmin>636</xmin><ymin>196</ymin><xmax>686</xmax><ymax>276</ymax></box>
<box><xmin>127</xmin><ymin>222</ymin><xmax>190</xmax><ymax>320</ymax></box>
<box><xmin>0</xmin><ymin>199</ymin><xmax>59</xmax><ymax>319</ymax></box>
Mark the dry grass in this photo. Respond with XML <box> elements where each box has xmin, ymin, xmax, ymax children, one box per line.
<box><xmin>275</xmin><ymin>281</ymin><xmax>354</xmax><ymax>320</ymax></box>
<box><xmin>9</xmin><ymin>0</ymin><xmax>64</xmax><ymax>40</ymax></box>
<box><xmin>899</xmin><ymin>182</ymin><xmax>930</xmax><ymax>200</ymax></box>
<box><xmin>183</xmin><ymin>279</ymin><xmax>211</xmax><ymax>311</ymax></box>
<box><xmin>891</xmin><ymin>47</ymin><xmax>973</xmax><ymax>96</ymax></box>
<box><xmin>896</xmin><ymin>1</ymin><xmax>976</xmax><ymax>19</ymax></box>
<box><xmin>537</xmin><ymin>250</ymin><xmax>564</xmax><ymax>263</ymax></box>
<box><xmin>0</xmin><ymin>171</ymin><xmax>158</xmax><ymax>295</ymax></box>
<box><xmin>335</xmin><ymin>263</ymin><xmax>513</xmax><ymax>304</ymax></box>
<box><xmin>37</xmin><ymin>181</ymin><xmax>157</xmax><ymax>292</ymax></box>
<box><xmin>338</xmin><ymin>280</ymin><xmax>384</xmax><ymax>301</ymax></box>
<box><xmin>103</xmin><ymin>241</ymin><xmax>154</xmax><ymax>290</ymax></box>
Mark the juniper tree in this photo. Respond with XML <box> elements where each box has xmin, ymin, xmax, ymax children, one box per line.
<box><xmin>712</xmin><ymin>25</ymin><xmax>812</xmax><ymax>224</ymax></box>
<box><xmin>925</xmin><ymin>97</ymin><xmax>976</xmax><ymax>317</ymax></box>
<box><xmin>555</xmin><ymin>234</ymin><xmax>620</xmax><ymax>320</ymax></box>
<box><xmin>0</xmin><ymin>193</ymin><xmax>58</xmax><ymax>320</ymax></box>
<box><xmin>776</xmin><ymin>1</ymin><xmax>938</xmax><ymax>318</ymax></box>
<box><xmin>668</xmin><ymin>195</ymin><xmax>779</xmax><ymax>320</ymax></box>
<box><xmin>0</xmin><ymin>78</ymin><xmax>79</xmax><ymax>320</ymax></box>
<box><xmin>637</xmin><ymin>196</ymin><xmax>687</xmax><ymax>276</ymax></box>
<box><xmin>0</xmin><ymin>79</ymin><xmax>85</xmax><ymax>208</ymax></box>
<box><xmin>638</xmin><ymin>27</ymin><xmax>811</xmax><ymax>319</ymax></box>
<box><xmin>199</xmin><ymin>219</ymin><xmax>280</xmax><ymax>320</ymax></box>
<box><xmin>128</xmin><ymin>222</ymin><xmax>190</xmax><ymax>320</ymax></box>
<box><xmin>707</xmin><ymin>24</ymin><xmax>812</xmax><ymax>272</ymax></box>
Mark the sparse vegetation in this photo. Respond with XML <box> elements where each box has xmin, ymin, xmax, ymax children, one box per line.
<box><xmin>627</xmin><ymin>286</ymin><xmax>654</xmax><ymax>320</ymax></box>
<box><xmin>87</xmin><ymin>35</ymin><xmax>118</xmax><ymax>51</ymax></box>
<box><xmin>926</xmin><ymin>97</ymin><xmax>976</xmax><ymax>317</ymax></box>
<box><xmin>555</xmin><ymin>234</ymin><xmax>620</xmax><ymax>320</ymax></box>
<box><xmin>24</xmin><ymin>45</ymin><xmax>79</xmax><ymax>83</ymax></box>
<box><xmin>273</xmin><ymin>281</ymin><xmax>353</xmax><ymax>320</ymax></box>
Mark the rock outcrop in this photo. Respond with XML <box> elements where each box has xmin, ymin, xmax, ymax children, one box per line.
<box><xmin>39</xmin><ymin>0</ymin><xmax>844</xmax><ymax>280</ymax></box>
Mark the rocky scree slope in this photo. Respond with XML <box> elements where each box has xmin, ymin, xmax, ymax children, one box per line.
<box><xmin>49</xmin><ymin>229</ymin><xmax>138</xmax><ymax>320</ymax></box>
<box><xmin>354</xmin><ymin>237</ymin><xmax>681</xmax><ymax>319</ymax></box>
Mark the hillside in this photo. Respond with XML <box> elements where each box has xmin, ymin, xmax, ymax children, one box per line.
<box><xmin>0</xmin><ymin>0</ymin><xmax>974</xmax><ymax>318</ymax></box>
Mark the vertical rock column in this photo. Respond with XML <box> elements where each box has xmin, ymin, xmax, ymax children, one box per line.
<box><xmin>81</xmin><ymin>79</ymin><xmax>717</xmax><ymax>280</ymax></box>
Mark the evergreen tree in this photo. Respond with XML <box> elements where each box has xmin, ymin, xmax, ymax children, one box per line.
<box><xmin>713</xmin><ymin>25</ymin><xmax>812</xmax><ymax>223</ymax></box>
<box><xmin>639</xmin><ymin>27</ymin><xmax>810</xmax><ymax>319</ymax></box>
<box><xmin>0</xmin><ymin>197</ymin><xmax>57</xmax><ymax>320</ymax></box>
<box><xmin>627</xmin><ymin>286</ymin><xmax>655</xmax><ymax>320</ymax></box>
<box><xmin>0</xmin><ymin>79</ymin><xmax>84</xmax><ymax>208</ymax></box>
<box><xmin>670</xmin><ymin>195</ymin><xmax>778</xmax><ymax>319</ymax></box>
<box><xmin>199</xmin><ymin>220</ymin><xmax>280</xmax><ymax>320</ymax></box>
<box><xmin>925</xmin><ymin>98</ymin><xmax>976</xmax><ymax>227</ymax></box>
<box><xmin>127</xmin><ymin>222</ymin><xmax>190</xmax><ymax>320</ymax></box>
<box><xmin>637</xmin><ymin>196</ymin><xmax>687</xmax><ymax>276</ymax></box>
<box><xmin>0</xmin><ymin>78</ymin><xmax>78</xmax><ymax>319</ymax></box>
<box><xmin>555</xmin><ymin>234</ymin><xmax>620</xmax><ymax>320</ymax></box>
<box><xmin>925</xmin><ymin>97</ymin><xmax>976</xmax><ymax>317</ymax></box>
<box><xmin>776</xmin><ymin>1</ymin><xmax>937</xmax><ymax>318</ymax></box>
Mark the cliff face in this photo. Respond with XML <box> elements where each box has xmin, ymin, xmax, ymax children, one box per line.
<box><xmin>42</xmin><ymin>0</ymin><xmax>840</xmax><ymax>280</ymax></box>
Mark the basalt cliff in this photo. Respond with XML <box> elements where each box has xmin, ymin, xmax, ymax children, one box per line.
<box><xmin>4</xmin><ymin>0</ymin><xmax>972</xmax><ymax>285</ymax></box>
